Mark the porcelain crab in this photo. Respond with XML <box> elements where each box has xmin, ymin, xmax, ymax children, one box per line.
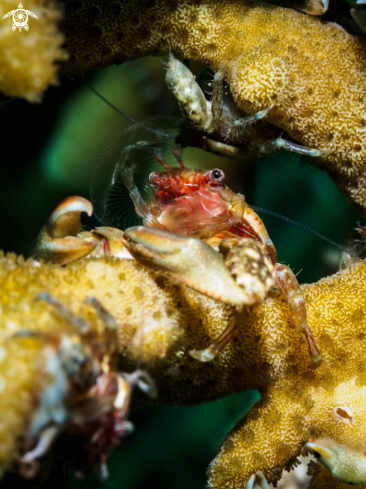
<box><xmin>112</xmin><ymin>148</ymin><xmax>322</xmax><ymax>367</ymax></box>
<box><xmin>32</xmin><ymin>146</ymin><xmax>322</xmax><ymax>368</ymax></box>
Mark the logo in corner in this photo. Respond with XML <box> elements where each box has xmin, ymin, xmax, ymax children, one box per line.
<box><xmin>3</xmin><ymin>3</ymin><xmax>38</xmax><ymax>32</ymax></box>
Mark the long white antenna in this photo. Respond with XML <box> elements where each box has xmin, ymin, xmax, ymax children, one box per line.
<box><xmin>249</xmin><ymin>204</ymin><xmax>365</xmax><ymax>265</ymax></box>
<box><xmin>88</xmin><ymin>84</ymin><xmax>171</xmax><ymax>138</ymax></box>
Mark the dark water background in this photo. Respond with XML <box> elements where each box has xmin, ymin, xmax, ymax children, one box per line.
<box><xmin>0</xmin><ymin>56</ymin><xmax>361</xmax><ymax>489</ymax></box>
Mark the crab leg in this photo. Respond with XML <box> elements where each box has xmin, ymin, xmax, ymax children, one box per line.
<box><xmin>229</xmin><ymin>103</ymin><xmax>275</xmax><ymax>137</ymax></box>
<box><xmin>212</xmin><ymin>65</ymin><xmax>226</xmax><ymax>121</ymax></box>
<box><xmin>22</xmin><ymin>425</ymin><xmax>59</xmax><ymax>464</ymax></box>
<box><xmin>259</xmin><ymin>138</ymin><xmax>327</xmax><ymax>157</ymax></box>
<box><xmin>36</xmin><ymin>292</ymin><xmax>90</xmax><ymax>334</ymax></box>
<box><xmin>189</xmin><ymin>317</ymin><xmax>238</xmax><ymax>362</ymax></box>
<box><xmin>122</xmin><ymin>370</ymin><xmax>158</xmax><ymax>399</ymax></box>
<box><xmin>123</xmin><ymin>226</ymin><xmax>267</xmax><ymax>307</ymax></box>
<box><xmin>83</xmin><ymin>296</ymin><xmax>118</xmax><ymax>364</ymax></box>
<box><xmin>19</xmin><ymin>425</ymin><xmax>59</xmax><ymax>478</ymax></box>
<box><xmin>273</xmin><ymin>264</ymin><xmax>322</xmax><ymax>368</ymax></box>
<box><xmin>245</xmin><ymin>471</ymin><xmax>271</xmax><ymax>489</ymax></box>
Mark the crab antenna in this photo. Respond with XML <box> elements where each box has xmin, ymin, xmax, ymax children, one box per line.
<box><xmin>87</xmin><ymin>84</ymin><xmax>170</xmax><ymax>139</ymax></box>
<box><xmin>153</xmin><ymin>150</ymin><xmax>171</xmax><ymax>175</ymax></box>
<box><xmin>249</xmin><ymin>204</ymin><xmax>365</xmax><ymax>265</ymax></box>
<box><xmin>172</xmin><ymin>146</ymin><xmax>185</xmax><ymax>171</ymax></box>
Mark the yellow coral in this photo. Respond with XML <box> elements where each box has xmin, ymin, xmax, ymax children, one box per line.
<box><xmin>0</xmin><ymin>250</ymin><xmax>231</xmax><ymax>473</ymax></box>
<box><xmin>61</xmin><ymin>0</ymin><xmax>366</xmax><ymax>215</ymax></box>
<box><xmin>0</xmin><ymin>0</ymin><xmax>66</xmax><ymax>101</ymax></box>
<box><xmin>205</xmin><ymin>261</ymin><xmax>366</xmax><ymax>487</ymax></box>
<box><xmin>1</xmin><ymin>247</ymin><xmax>366</xmax><ymax>487</ymax></box>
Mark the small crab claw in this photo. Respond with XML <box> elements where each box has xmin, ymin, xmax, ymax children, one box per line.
<box><xmin>31</xmin><ymin>196</ymin><xmax>98</xmax><ymax>265</ymax></box>
<box><xmin>244</xmin><ymin>471</ymin><xmax>271</xmax><ymax>489</ymax></box>
<box><xmin>123</xmin><ymin>369</ymin><xmax>158</xmax><ymax>399</ymax></box>
<box><xmin>122</xmin><ymin>226</ymin><xmax>267</xmax><ymax>307</ymax></box>
<box><xmin>306</xmin><ymin>438</ymin><xmax>366</xmax><ymax>485</ymax></box>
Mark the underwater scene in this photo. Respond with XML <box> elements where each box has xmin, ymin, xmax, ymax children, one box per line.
<box><xmin>1</xmin><ymin>0</ymin><xmax>366</xmax><ymax>488</ymax></box>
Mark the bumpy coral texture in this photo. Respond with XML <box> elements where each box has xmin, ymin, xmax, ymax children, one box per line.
<box><xmin>1</xmin><ymin>249</ymin><xmax>366</xmax><ymax>488</ymax></box>
<box><xmin>61</xmin><ymin>0</ymin><xmax>366</xmax><ymax>216</ymax></box>
<box><xmin>0</xmin><ymin>0</ymin><xmax>66</xmax><ymax>101</ymax></box>
<box><xmin>0</xmin><ymin>251</ymin><xmax>230</xmax><ymax>474</ymax></box>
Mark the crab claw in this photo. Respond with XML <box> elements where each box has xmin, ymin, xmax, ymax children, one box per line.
<box><xmin>123</xmin><ymin>226</ymin><xmax>267</xmax><ymax>307</ymax></box>
<box><xmin>306</xmin><ymin>438</ymin><xmax>366</xmax><ymax>485</ymax></box>
<box><xmin>31</xmin><ymin>196</ymin><xmax>97</xmax><ymax>265</ymax></box>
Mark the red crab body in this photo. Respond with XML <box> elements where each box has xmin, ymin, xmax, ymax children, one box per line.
<box><xmin>147</xmin><ymin>164</ymin><xmax>277</xmax><ymax>264</ymax></box>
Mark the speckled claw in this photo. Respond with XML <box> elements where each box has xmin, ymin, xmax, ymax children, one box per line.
<box><xmin>122</xmin><ymin>226</ymin><xmax>267</xmax><ymax>307</ymax></box>
<box><xmin>31</xmin><ymin>196</ymin><xmax>97</xmax><ymax>265</ymax></box>
<box><xmin>219</xmin><ymin>238</ymin><xmax>274</xmax><ymax>304</ymax></box>
<box><xmin>245</xmin><ymin>471</ymin><xmax>271</xmax><ymax>489</ymax></box>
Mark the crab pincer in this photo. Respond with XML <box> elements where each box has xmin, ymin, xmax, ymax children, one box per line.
<box><xmin>123</xmin><ymin>226</ymin><xmax>276</xmax><ymax>362</ymax></box>
<box><xmin>123</xmin><ymin>226</ymin><xmax>274</xmax><ymax>308</ymax></box>
<box><xmin>31</xmin><ymin>196</ymin><xmax>97</xmax><ymax>265</ymax></box>
<box><xmin>306</xmin><ymin>438</ymin><xmax>366</xmax><ymax>485</ymax></box>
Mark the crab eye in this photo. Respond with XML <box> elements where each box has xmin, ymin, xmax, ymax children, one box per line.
<box><xmin>209</xmin><ymin>169</ymin><xmax>225</xmax><ymax>183</ymax></box>
<box><xmin>149</xmin><ymin>172</ymin><xmax>158</xmax><ymax>185</ymax></box>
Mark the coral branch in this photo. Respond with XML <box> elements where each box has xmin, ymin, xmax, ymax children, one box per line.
<box><xmin>2</xmin><ymin>1</ymin><xmax>366</xmax><ymax>214</ymax></box>
<box><xmin>1</xmin><ymin>248</ymin><xmax>366</xmax><ymax>487</ymax></box>
<box><xmin>3</xmin><ymin>0</ymin><xmax>366</xmax><ymax>214</ymax></box>
<box><xmin>58</xmin><ymin>0</ymin><xmax>366</xmax><ymax>216</ymax></box>
<box><xmin>0</xmin><ymin>0</ymin><xmax>66</xmax><ymax>102</ymax></box>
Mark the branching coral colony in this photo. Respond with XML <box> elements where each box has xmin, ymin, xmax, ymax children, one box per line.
<box><xmin>1</xmin><ymin>195</ymin><xmax>366</xmax><ymax>489</ymax></box>
<box><xmin>4</xmin><ymin>0</ymin><xmax>366</xmax><ymax>213</ymax></box>
<box><xmin>2</xmin><ymin>0</ymin><xmax>366</xmax><ymax>488</ymax></box>
<box><xmin>4</xmin><ymin>0</ymin><xmax>366</xmax><ymax>216</ymax></box>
